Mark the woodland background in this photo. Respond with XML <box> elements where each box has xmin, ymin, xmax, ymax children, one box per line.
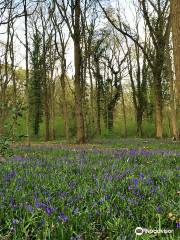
<box><xmin>0</xmin><ymin>0</ymin><xmax>180</xmax><ymax>144</ymax></box>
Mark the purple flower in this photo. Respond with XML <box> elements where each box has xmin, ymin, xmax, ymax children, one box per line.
<box><xmin>127</xmin><ymin>198</ymin><xmax>138</xmax><ymax>205</ymax></box>
<box><xmin>99</xmin><ymin>197</ymin><xmax>105</xmax><ymax>205</ymax></box>
<box><xmin>4</xmin><ymin>171</ymin><xmax>16</xmax><ymax>181</ymax></box>
<box><xmin>38</xmin><ymin>219</ymin><xmax>45</xmax><ymax>228</ymax></box>
<box><xmin>58</xmin><ymin>212</ymin><xmax>68</xmax><ymax>222</ymax></box>
<box><xmin>132</xmin><ymin>178</ymin><xmax>139</xmax><ymax>186</ymax></box>
<box><xmin>176</xmin><ymin>222</ymin><xmax>180</xmax><ymax>228</ymax></box>
<box><xmin>139</xmin><ymin>172</ymin><xmax>144</xmax><ymax>179</ymax></box>
<box><xmin>35</xmin><ymin>202</ymin><xmax>41</xmax><ymax>208</ymax></box>
<box><xmin>128</xmin><ymin>185</ymin><xmax>133</xmax><ymax>190</ymax></box>
<box><xmin>10</xmin><ymin>196</ymin><xmax>16</xmax><ymax>207</ymax></box>
<box><xmin>105</xmin><ymin>194</ymin><xmax>110</xmax><ymax>200</ymax></box>
<box><xmin>120</xmin><ymin>195</ymin><xmax>126</xmax><ymax>200</ymax></box>
<box><xmin>150</xmin><ymin>187</ymin><xmax>157</xmax><ymax>193</ymax></box>
<box><xmin>72</xmin><ymin>207</ymin><xmax>79</xmax><ymax>215</ymax></box>
<box><xmin>156</xmin><ymin>204</ymin><xmax>161</xmax><ymax>213</ymax></box>
<box><xmin>129</xmin><ymin>149</ymin><xmax>137</xmax><ymax>156</ymax></box>
<box><xmin>147</xmin><ymin>178</ymin><xmax>154</xmax><ymax>185</ymax></box>
<box><xmin>26</xmin><ymin>205</ymin><xmax>34</xmax><ymax>213</ymax></box>
<box><xmin>12</xmin><ymin>219</ymin><xmax>19</xmax><ymax>225</ymax></box>
<box><xmin>45</xmin><ymin>207</ymin><xmax>53</xmax><ymax>216</ymax></box>
<box><xmin>109</xmin><ymin>175</ymin><xmax>113</xmax><ymax>181</ymax></box>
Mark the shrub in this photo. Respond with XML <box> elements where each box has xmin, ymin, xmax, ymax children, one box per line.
<box><xmin>0</xmin><ymin>136</ymin><xmax>13</xmax><ymax>157</ymax></box>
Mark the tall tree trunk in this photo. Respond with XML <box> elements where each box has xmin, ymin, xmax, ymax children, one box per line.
<box><xmin>10</xmin><ymin>26</ymin><xmax>17</xmax><ymax>138</ymax></box>
<box><xmin>50</xmin><ymin>82</ymin><xmax>56</xmax><ymax>141</ymax></box>
<box><xmin>120</xmin><ymin>81</ymin><xmax>127</xmax><ymax>137</ymax></box>
<box><xmin>51</xmin><ymin>87</ymin><xmax>56</xmax><ymax>141</ymax></box>
<box><xmin>107</xmin><ymin>107</ymin><xmax>114</xmax><ymax>132</ymax></box>
<box><xmin>171</xmin><ymin>0</ymin><xmax>180</xmax><ymax>137</ymax></box>
<box><xmin>153</xmin><ymin>56</ymin><xmax>164</xmax><ymax>138</ymax></box>
<box><xmin>167</xmin><ymin>44</ymin><xmax>177</xmax><ymax>138</ymax></box>
<box><xmin>74</xmin><ymin>0</ymin><xmax>85</xmax><ymax>143</ymax></box>
<box><xmin>81</xmin><ymin>52</ymin><xmax>88</xmax><ymax>138</ymax></box>
<box><xmin>169</xmin><ymin>75</ymin><xmax>177</xmax><ymax>138</ymax></box>
<box><xmin>88</xmin><ymin>56</ymin><xmax>95</xmax><ymax>133</ymax></box>
<box><xmin>44</xmin><ymin>84</ymin><xmax>50</xmax><ymax>141</ymax></box>
<box><xmin>154</xmin><ymin>77</ymin><xmax>163</xmax><ymax>138</ymax></box>
<box><xmin>60</xmin><ymin>61</ymin><xmax>70</xmax><ymax>142</ymax></box>
<box><xmin>136</xmin><ymin>109</ymin><xmax>143</xmax><ymax>137</ymax></box>
<box><xmin>42</xmin><ymin>31</ymin><xmax>50</xmax><ymax>141</ymax></box>
<box><xmin>94</xmin><ymin>58</ymin><xmax>101</xmax><ymax>136</ymax></box>
<box><xmin>23</xmin><ymin>0</ymin><xmax>30</xmax><ymax>145</ymax></box>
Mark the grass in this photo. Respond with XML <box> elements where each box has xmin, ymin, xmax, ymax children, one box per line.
<box><xmin>4</xmin><ymin>114</ymin><xmax>176</xmax><ymax>141</ymax></box>
<box><xmin>0</xmin><ymin>143</ymin><xmax>179</xmax><ymax>239</ymax></box>
<box><xmin>90</xmin><ymin>138</ymin><xmax>180</xmax><ymax>150</ymax></box>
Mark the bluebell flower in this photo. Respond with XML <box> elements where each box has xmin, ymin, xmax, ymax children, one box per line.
<box><xmin>147</xmin><ymin>178</ymin><xmax>154</xmax><ymax>185</ymax></box>
<box><xmin>139</xmin><ymin>172</ymin><xmax>144</xmax><ymax>179</ymax></box>
<box><xmin>26</xmin><ymin>205</ymin><xmax>34</xmax><ymax>213</ymax></box>
<box><xmin>72</xmin><ymin>207</ymin><xmax>79</xmax><ymax>215</ymax></box>
<box><xmin>130</xmin><ymin>149</ymin><xmax>137</xmax><ymax>156</ymax></box>
<box><xmin>58</xmin><ymin>212</ymin><xmax>68</xmax><ymax>222</ymax></box>
<box><xmin>10</xmin><ymin>196</ymin><xmax>16</xmax><ymax>207</ymax></box>
<box><xmin>150</xmin><ymin>187</ymin><xmax>157</xmax><ymax>193</ymax></box>
<box><xmin>12</xmin><ymin>219</ymin><xmax>19</xmax><ymax>225</ymax></box>
<box><xmin>156</xmin><ymin>204</ymin><xmax>161</xmax><ymax>213</ymax></box>
<box><xmin>99</xmin><ymin>197</ymin><xmax>105</xmax><ymax>205</ymax></box>
<box><xmin>45</xmin><ymin>207</ymin><xmax>53</xmax><ymax>216</ymax></box>
<box><xmin>132</xmin><ymin>178</ymin><xmax>139</xmax><ymax>186</ymax></box>
<box><xmin>176</xmin><ymin>222</ymin><xmax>180</xmax><ymax>228</ymax></box>
<box><xmin>35</xmin><ymin>202</ymin><xmax>41</xmax><ymax>208</ymax></box>
<box><xmin>120</xmin><ymin>195</ymin><xmax>126</xmax><ymax>200</ymax></box>
<box><xmin>128</xmin><ymin>185</ymin><xmax>133</xmax><ymax>190</ymax></box>
<box><xmin>127</xmin><ymin>198</ymin><xmax>138</xmax><ymax>205</ymax></box>
<box><xmin>109</xmin><ymin>175</ymin><xmax>113</xmax><ymax>181</ymax></box>
<box><xmin>39</xmin><ymin>219</ymin><xmax>45</xmax><ymax>226</ymax></box>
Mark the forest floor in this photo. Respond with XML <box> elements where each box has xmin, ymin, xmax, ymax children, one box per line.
<box><xmin>13</xmin><ymin>137</ymin><xmax>180</xmax><ymax>151</ymax></box>
<box><xmin>0</xmin><ymin>138</ymin><xmax>179</xmax><ymax>239</ymax></box>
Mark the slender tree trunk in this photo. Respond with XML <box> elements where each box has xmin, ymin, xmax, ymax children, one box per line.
<box><xmin>42</xmin><ymin>32</ymin><xmax>50</xmax><ymax>141</ymax></box>
<box><xmin>171</xmin><ymin>0</ymin><xmax>180</xmax><ymax>137</ymax></box>
<box><xmin>153</xmin><ymin>62</ymin><xmax>163</xmax><ymax>138</ymax></box>
<box><xmin>88</xmin><ymin>56</ymin><xmax>95</xmax><ymax>132</ymax></box>
<box><xmin>81</xmin><ymin>53</ymin><xmax>88</xmax><ymax>138</ymax></box>
<box><xmin>10</xmin><ymin>27</ymin><xmax>17</xmax><ymax>138</ymax></box>
<box><xmin>74</xmin><ymin>0</ymin><xmax>85</xmax><ymax>143</ymax></box>
<box><xmin>60</xmin><ymin>61</ymin><xmax>70</xmax><ymax>142</ymax></box>
<box><xmin>120</xmin><ymin>82</ymin><xmax>127</xmax><ymax>137</ymax></box>
<box><xmin>152</xmin><ymin>50</ymin><xmax>168</xmax><ymax>139</ymax></box>
<box><xmin>169</xmin><ymin>77</ymin><xmax>177</xmax><ymax>139</ymax></box>
<box><xmin>107</xmin><ymin>107</ymin><xmax>114</xmax><ymax>131</ymax></box>
<box><xmin>23</xmin><ymin>0</ymin><xmax>30</xmax><ymax>145</ymax></box>
<box><xmin>95</xmin><ymin>58</ymin><xmax>101</xmax><ymax>136</ymax></box>
<box><xmin>0</xmin><ymin>64</ymin><xmax>3</xmax><ymax>135</ymax></box>
<box><xmin>136</xmin><ymin>109</ymin><xmax>143</xmax><ymax>137</ymax></box>
<box><xmin>51</xmin><ymin>87</ymin><xmax>56</xmax><ymax>140</ymax></box>
<box><xmin>0</xmin><ymin>2</ymin><xmax>12</xmax><ymax>135</ymax></box>
<box><xmin>167</xmin><ymin>44</ymin><xmax>178</xmax><ymax>138</ymax></box>
<box><xmin>44</xmin><ymin>84</ymin><xmax>50</xmax><ymax>141</ymax></box>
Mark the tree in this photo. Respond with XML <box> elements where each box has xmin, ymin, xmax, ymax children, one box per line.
<box><xmin>171</xmin><ymin>0</ymin><xmax>180</xmax><ymax>137</ymax></box>
<box><xmin>54</xmin><ymin>0</ymin><xmax>85</xmax><ymax>143</ymax></box>
<box><xmin>166</xmin><ymin>42</ymin><xmax>178</xmax><ymax>138</ymax></box>
<box><xmin>23</xmin><ymin>0</ymin><xmax>30</xmax><ymax>145</ymax></box>
<box><xmin>98</xmin><ymin>0</ymin><xmax>170</xmax><ymax>138</ymax></box>
<box><xmin>52</xmin><ymin>14</ymin><xmax>70</xmax><ymax>142</ymax></box>
<box><xmin>29</xmin><ymin>28</ymin><xmax>43</xmax><ymax>136</ymax></box>
<box><xmin>125</xmin><ymin>36</ymin><xmax>149</xmax><ymax>137</ymax></box>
